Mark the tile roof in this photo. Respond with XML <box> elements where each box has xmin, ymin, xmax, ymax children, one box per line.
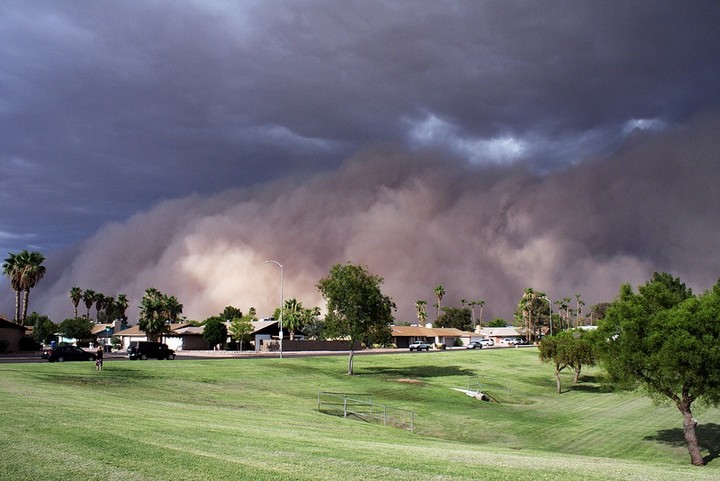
<box><xmin>391</xmin><ymin>326</ymin><xmax>470</xmax><ymax>337</ymax></box>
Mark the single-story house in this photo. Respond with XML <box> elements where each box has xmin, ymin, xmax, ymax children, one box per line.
<box><xmin>0</xmin><ymin>317</ymin><xmax>27</xmax><ymax>352</ymax></box>
<box><xmin>90</xmin><ymin>320</ymin><xmax>131</xmax><ymax>348</ymax></box>
<box><xmin>391</xmin><ymin>325</ymin><xmax>470</xmax><ymax>348</ymax></box>
<box><xmin>476</xmin><ymin>327</ymin><xmax>524</xmax><ymax>346</ymax></box>
<box><xmin>112</xmin><ymin>319</ymin><xmax>292</xmax><ymax>352</ymax></box>
<box><xmin>112</xmin><ymin>323</ymin><xmax>194</xmax><ymax>351</ymax></box>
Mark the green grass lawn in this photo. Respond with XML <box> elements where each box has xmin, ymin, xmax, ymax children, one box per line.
<box><xmin>1</xmin><ymin>348</ymin><xmax>718</xmax><ymax>480</ymax></box>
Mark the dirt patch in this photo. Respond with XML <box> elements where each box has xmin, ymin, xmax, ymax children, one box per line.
<box><xmin>392</xmin><ymin>378</ymin><xmax>423</xmax><ymax>384</ymax></box>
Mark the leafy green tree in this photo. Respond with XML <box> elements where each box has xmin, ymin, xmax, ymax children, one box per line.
<box><xmin>229</xmin><ymin>316</ymin><xmax>253</xmax><ymax>351</ymax></box>
<box><xmin>539</xmin><ymin>329</ymin><xmax>596</xmax><ymax>394</ymax></box>
<box><xmin>487</xmin><ymin>318</ymin><xmax>507</xmax><ymax>327</ymax></box>
<box><xmin>28</xmin><ymin>312</ymin><xmax>57</xmax><ymax>344</ymax></box>
<box><xmin>597</xmin><ymin>273</ymin><xmax>720</xmax><ymax>466</ymax></box>
<box><xmin>220</xmin><ymin>306</ymin><xmax>243</xmax><ymax>320</ymax></box>
<box><xmin>435</xmin><ymin>306</ymin><xmax>472</xmax><ymax>331</ymax></box>
<box><xmin>589</xmin><ymin>302</ymin><xmax>611</xmax><ymax>325</ymax></box>
<box><xmin>317</xmin><ymin>263</ymin><xmax>395</xmax><ymax>375</ymax></box>
<box><xmin>300</xmin><ymin>308</ymin><xmax>325</xmax><ymax>340</ymax></box>
<box><xmin>203</xmin><ymin>316</ymin><xmax>228</xmax><ymax>349</ymax></box>
<box><xmin>69</xmin><ymin>287</ymin><xmax>82</xmax><ymax>319</ymax></box>
<box><xmin>59</xmin><ymin>317</ymin><xmax>93</xmax><ymax>342</ymax></box>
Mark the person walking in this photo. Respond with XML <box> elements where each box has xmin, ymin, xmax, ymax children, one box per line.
<box><xmin>95</xmin><ymin>346</ymin><xmax>104</xmax><ymax>371</ymax></box>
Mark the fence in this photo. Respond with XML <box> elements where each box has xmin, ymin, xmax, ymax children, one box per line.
<box><xmin>317</xmin><ymin>392</ymin><xmax>415</xmax><ymax>433</ymax></box>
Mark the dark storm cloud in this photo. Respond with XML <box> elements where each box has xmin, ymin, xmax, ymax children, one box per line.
<box><xmin>1</xmin><ymin>1</ymin><xmax>719</xmax><ymax>320</ymax></box>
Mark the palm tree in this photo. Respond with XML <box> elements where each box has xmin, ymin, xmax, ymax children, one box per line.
<box><xmin>94</xmin><ymin>293</ymin><xmax>106</xmax><ymax>323</ymax></box>
<box><xmin>468</xmin><ymin>299</ymin><xmax>486</xmax><ymax>329</ymax></box>
<box><xmin>116</xmin><ymin>294</ymin><xmax>129</xmax><ymax>324</ymax></box>
<box><xmin>575</xmin><ymin>294</ymin><xmax>585</xmax><ymax>327</ymax></box>
<box><xmin>415</xmin><ymin>300</ymin><xmax>427</xmax><ymax>327</ymax></box>
<box><xmin>434</xmin><ymin>285</ymin><xmax>445</xmax><ymax>321</ymax></box>
<box><xmin>519</xmin><ymin>288</ymin><xmax>545</xmax><ymax>343</ymax></box>
<box><xmin>16</xmin><ymin>250</ymin><xmax>46</xmax><ymax>324</ymax></box>
<box><xmin>2</xmin><ymin>253</ymin><xmax>22</xmax><ymax>323</ymax></box>
<box><xmin>283</xmin><ymin>298</ymin><xmax>303</xmax><ymax>340</ymax></box>
<box><xmin>70</xmin><ymin>287</ymin><xmax>82</xmax><ymax>318</ymax></box>
<box><xmin>104</xmin><ymin>295</ymin><xmax>116</xmax><ymax>321</ymax></box>
<box><xmin>138</xmin><ymin>288</ymin><xmax>168</xmax><ymax>342</ymax></box>
<box><xmin>82</xmin><ymin>289</ymin><xmax>96</xmax><ymax>318</ymax></box>
<box><xmin>164</xmin><ymin>295</ymin><xmax>183</xmax><ymax>322</ymax></box>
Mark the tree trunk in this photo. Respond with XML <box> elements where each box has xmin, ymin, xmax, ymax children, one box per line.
<box><xmin>14</xmin><ymin>290</ymin><xmax>21</xmax><ymax>323</ymax></box>
<box><xmin>347</xmin><ymin>348</ymin><xmax>355</xmax><ymax>375</ymax></box>
<box><xmin>573</xmin><ymin>366</ymin><xmax>581</xmax><ymax>384</ymax></box>
<box><xmin>555</xmin><ymin>367</ymin><xmax>562</xmax><ymax>394</ymax></box>
<box><xmin>21</xmin><ymin>288</ymin><xmax>30</xmax><ymax>324</ymax></box>
<box><xmin>679</xmin><ymin>404</ymin><xmax>704</xmax><ymax>466</ymax></box>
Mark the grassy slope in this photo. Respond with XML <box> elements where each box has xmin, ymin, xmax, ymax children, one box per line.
<box><xmin>1</xmin><ymin>348</ymin><xmax>718</xmax><ymax>480</ymax></box>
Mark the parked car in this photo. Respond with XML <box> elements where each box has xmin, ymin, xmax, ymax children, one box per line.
<box><xmin>47</xmin><ymin>345</ymin><xmax>97</xmax><ymax>362</ymax></box>
<box><xmin>408</xmin><ymin>340</ymin><xmax>432</xmax><ymax>351</ymax></box>
<box><xmin>466</xmin><ymin>341</ymin><xmax>484</xmax><ymax>349</ymax></box>
<box><xmin>478</xmin><ymin>338</ymin><xmax>494</xmax><ymax>347</ymax></box>
<box><xmin>127</xmin><ymin>341</ymin><xmax>175</xmax><ymax>360</ymax></box>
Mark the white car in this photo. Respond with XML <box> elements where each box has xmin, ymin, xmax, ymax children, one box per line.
<box><xmin>477</xmin><ymin>338</ymin><xmax>494</xmax><ymax>347</ymax></box>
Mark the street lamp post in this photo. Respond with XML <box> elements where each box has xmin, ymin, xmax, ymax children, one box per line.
<box><xmin>265</xmin><ymin>260</ymin><xmax>284</xmax><ymax>358</ymax></box>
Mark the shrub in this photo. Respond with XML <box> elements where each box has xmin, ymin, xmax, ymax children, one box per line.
<box><xmin>19</xmin><ymin>336</ymin><xmax>40</xmax><ymax>351</ymax></box>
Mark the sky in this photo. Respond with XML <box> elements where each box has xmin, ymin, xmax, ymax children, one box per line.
<box><xmin>1</xmin><ymin>0</ymin><xmax>719</xmax><ymax>324</ymax></box>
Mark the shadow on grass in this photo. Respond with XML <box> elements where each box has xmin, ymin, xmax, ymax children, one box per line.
<box><xmin>31</xmin><ymin>366</ymin><xmax>157</xmax><ymax>387</ymax></box>
<box><xmin>644</xmin><ymin>423</ymin><xmax>720</xmax><ymax>464</ymax></box>
<box><xmin>359</xmin><ymin>364</ymin><xmax>475</xmax><ymax>379</ymax></box>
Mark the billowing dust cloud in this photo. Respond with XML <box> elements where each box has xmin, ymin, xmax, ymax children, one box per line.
<box><xmin>28</xmin><ymin>114</ymin><xmax>720</xmax><ymax>323</ymax></box>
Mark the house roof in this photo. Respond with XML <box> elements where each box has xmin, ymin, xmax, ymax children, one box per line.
<box><xmin>391</xmin><ymin>326</ymin><xmax>469</xmax><ymax>337</ymax></box>
<box><xmin>113</xmin><ymin>323</ymin><xmax>192</xmax><ymax>337</ymax></box>
<box><xmin>170</xmin><ymin>326</ymin><xmax>204</xmax><ymax>336</ymax></box>
<box><xmin>480</xmin><ymin>327</ymin><xmax>522</xmax><ymax>337</ymax></box>
<box><xmin>91</xmin><ymin>323</ymin><xmax>113</xmax><ymax>335</ymax></box>
<box><xmin>0</xmin><ymin>317</ymin><xmax>26</xmax><ymax>330</ymax></box>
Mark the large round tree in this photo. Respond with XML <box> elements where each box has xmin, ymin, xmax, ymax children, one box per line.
<box><xmin>598</xmin><ymin>273</ymin><xmax>720</xmax><ymax>466</ymax></box>
<box><xmin>317</xmin><ymin>263</ymin><xmax>395</xmax><ymax>375</ymax></box>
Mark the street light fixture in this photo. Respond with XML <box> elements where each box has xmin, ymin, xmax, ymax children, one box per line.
<box><xmin>265</xmin><ymin>260</ymin><xmax>284</xmax><ymax>358</ymax></box>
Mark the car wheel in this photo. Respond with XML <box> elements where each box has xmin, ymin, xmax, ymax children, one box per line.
<box><xmin>58</xmin><ymin>357</ymin><xmax>65</xmax><ymax>362</ymax></box>
<box><xmin>168</xmin><ymin>354</ymin><xmax>175</xmax><ymax>360</ymax></box>
<box><xmin>140</xmin><ymin>354</ymin><xmax>148</xmax><ymax>360</ymax></box>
